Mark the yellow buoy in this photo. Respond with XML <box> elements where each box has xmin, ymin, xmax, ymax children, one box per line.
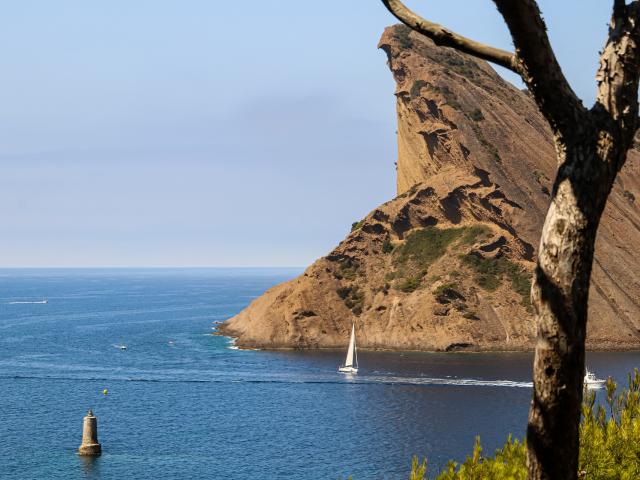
<box><xmin>103</xmin><ymin>389</ymin><xmax>108</xmax><ymax>395</ymax></box>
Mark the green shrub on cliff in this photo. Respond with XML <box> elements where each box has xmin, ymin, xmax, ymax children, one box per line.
<box><xmin>396</xmin><ymin>276</ymin><xmax>422</xmax><ymax>293</ymax></box>
<box><xmin>336</xmin><ymin>286</ymin><xmax>365</xmax><ymax>316</ymax></box>
<box><xmin>394</xmin><ymin>227</ymin><xmax>465</xmax><ymax>269</ymax></box>
<box><xmin>405</xmin><ymin>370</ymin><xmax>640</xmax><ymax>479</ymax></box>
<box><xmin>395</xmin><ymin>25</ymin><xmax>413</xmax><ymax>49</ymax></box>
<box><xmin>469</xmin><ymin>108</ymin><xmax>484</xmax><ymax>121</ymax></box>
<box><xmin>411</xmin><ymin>80</ymin><xmax>429</xmax><ymax>99</ymax></box>
<box><xmin>351</xmin><ymin>220</ymin><xmax>365</xmax><ymax>232</ymax></box>
<box><xmin>461</xmin><ymin>253</ymin><xmax>531</xmax><ymax>308</ymax></box>
<box><xmin>391</xmin><ymin>226</ymin><xmax>491</xmax><ymax>293</ymax></box>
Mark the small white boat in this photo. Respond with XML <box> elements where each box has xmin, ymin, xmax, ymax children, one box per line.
<box><xmin>584</xmin><ymin>368</ymin><xmax>605</xmax><ymax>388</ymax></box>
<box><xmin>119</xmin><ymin>344</ymin><xmax>128</xmax><ymax>351</ymax></box>
<box><xmin>338</xmin><ymin>323</ymin><xmax>358</xmax><ymax>374</ymax></box>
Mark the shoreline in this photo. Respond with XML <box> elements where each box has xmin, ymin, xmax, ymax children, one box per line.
<box><xmin>213</xmin><ymin>331</ymin><xmax>640</xmax><ymax>354</ymax></box>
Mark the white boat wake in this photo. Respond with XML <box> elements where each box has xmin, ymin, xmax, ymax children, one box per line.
<box><xmin>8</xmin><ymin>300</ymin><xmax>48</xmax><ymax>304</ymax></box>
<box><xmin>359</xmin><ymin>375</ymin><xmax>534</xmax><ymax>388</ymax></box>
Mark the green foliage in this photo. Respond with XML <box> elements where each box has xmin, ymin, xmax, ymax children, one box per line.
<box><xmin>394</xmin><ymin>227</ymin><xmax>465</xmax><ymax>270</ymax></box>
<box><xmin>461</xmin><ymin>254</ymin><xmax>531</xmax><ymax>308</ymax></box>
<box><xmin>336</xmin><ymin>287</ymin><xmax>350</xmax><ymax>300</ymax></box>
<box><xmin>579</xmin><ymin>371</ymin><xmax>640</xmax><ymax>478</ymax></box>
<box><xmin>395</xmin><ymin>25</ymin><xmax>413</xmax><ymax>49</ymax></box>
<box><xmin>470</xmin><ymin>123</ymin><xmax>501</xmax><ymax>163</ymax></box>
<box><xmin>411</xmin><ymin>80</ymin><xmax>429</xmax><ymax>99</ymax></box>
<box><xmin>410</xmin><ymin>457</ymin><xmax>428</xmax><ymax>480</ymax></box>
<box><xmin>334</xmin><ymin>258</ymin><xmax>360</xmax><ymax>281</ymax></box>
<box><xmin>405</xmin><ymin>370</ymin><xmax>640</xmax><ymax>479</ymax></box>
<box><xmin>433</xmin><ymin>283</ymin><xmax>460</xmax><ymax>297</ymax></box>
<box><xmin>459</xmin><ymin>225</ymin><xmax>490</xmax><ymax>245</ymax></box>
<box><xmin>439</xmin><ymin>85</ymin><xmax>462</xmax><ymax>110</ymax></box>
<box><xmin>397</xmin><ymin>276</ymin><xmax>422</xmax><ymax>293</ymax></box>
<box><xmin>443</xmin><ymin>53</ymin><xmax>477</xmax><ymax>79</ymax></box>
<box><xmin>351</xmin><ymin>220</ymin><xmax>365</xmax><ymax>232</ymax></box>
<box><xmin>462</xmin><ymin>311</ymin><xmax>478</xmax><ymax>320</ymax></box>
<box><xmin>468</xmin><ymin>109</ymin><xmax>484</xmax><ymax>121</ymax></box>
<box><xmin>533</xmin><ymin>170</ymin><xmax>549</xmax><ymax>185</ymax></box>
<box><xmin>430</xmin><ymin>436</ymin><xmax>526</xmax><ymax>480</ymax></box>
<box><xmin>337</xmin><ymin>286</ymin><xmax>365</xmax><ymax>315</ymax></box>
<box><xmin>382</xmin><ymin>238</ymin><xmax>394</xmax><ymax>254</ymax></box>
<box><xmin>397</xmin><ymin>183</ymin><xmax>421</xmax><ymax>200</ymax></box>
<box><xmin>390</xmin><ymin>226</ymin><xmax>486</xmax><ymax>293</ymax></box>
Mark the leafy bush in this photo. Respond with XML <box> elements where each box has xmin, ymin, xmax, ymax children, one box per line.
<box><xmin>337</xmin><ymin>286</ymin><xmax>365</xmax><ymax>315</ymax></box>
<box><xmin>385</xmin><ymin>271</ymin><xmax>398</xmax><ymax>282</ymax></box>
<box><xmin>462</xmin><ymin>310</ymin><xmax>479</xmax><ymax>320</ymax></box>
<box><xmin>351</xmin><ymin>220</ymin><xmax>365</xmax><ymax>232</ymax></box>
<box><xmin>395</xmin><ymin>25</ymin><xmax>413</xmax><ymax>49</ymax></box>
<box><xmin>382</xmin><ymin>239</ymin><xmax>394</xmax><ymax>254</ymax></box>
<box><xmin>334</xmin><ymin>258</ymin><xmax>360</xmax><ymax>281</ymax></box>
<box><xmin>469</xmin><ymin>109</ymin><xmax>484</xmax><ymax>121</ymax></box>
<box><xmin>411</xmin><ymin>80</ymin><xmax>429</xmax><ymax>99</ymax></box>
<box><xmin>461</xmin><ymin>254</ymin><xmax>531</xmax><ymax>308</ymax></box>
<box><xmin>459</xmin><ymin>225</ymin><xmax>490</xmax><ymax>245</ymax></box>
<box><xmin>394</xmin><ymin>227</ymin><xmax>465</xmax><ymax>269</ymax></box>
<box><xmin>439</xmin><ymin>85</ymin><xmax>462</xmax><ymax>110</ymax></box>
<box><xmin>397</xmin><ymin>276</ymin><xmax>422</xmax><ymax>293</ymax></box>
<box><xmin>391</xmin><ymin>226</ymin><xmax>487</xmax><ymax>293</ymax></box>
<box><xmin>406</xmin><ymin>370</ymin><xmax>640</xmax><ymax>479</ymax></box>
<box><xmin>470</xmin><ymin>123</ymin><xmax>501</xmax><ymax>163</ymax></box>
<box><xmin>443</xmin><ymin>54</ymin><xmax>477</xmax><ymax>79</ymax></box>
<box><xmin>336</xmin><ymin>287</ymin><xmax>350</xmax><ymax>300</ymax></box>
<box><xmin>433</xmin><ymin>283</ymin><xmax>461</xmax><ymax>297</ymax></box>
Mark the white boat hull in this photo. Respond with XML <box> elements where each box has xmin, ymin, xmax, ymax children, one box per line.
<box><xmin>584</xmin><ymin>370</ymin><xmax>605</xmax><ymax>389</ymax></box>
<box><xmin>338</xmin><ymin>366</ymin><xmax>358</xmax><ymax>374</ymax></box>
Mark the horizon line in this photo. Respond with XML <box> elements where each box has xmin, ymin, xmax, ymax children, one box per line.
<box><xmin>0</xmin><ymin>265</ymin><xmax>306</xmax><ymax>270</ymax></box>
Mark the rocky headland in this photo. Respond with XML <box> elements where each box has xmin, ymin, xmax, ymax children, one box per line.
<box><xmin>220</xmin><ymin>25</ymin><xmax>640</xmax><ymax>352</ymax></box>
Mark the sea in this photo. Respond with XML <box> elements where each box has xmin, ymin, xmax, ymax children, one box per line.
<box><xmin>0</xmin><ymin>268</ymin><xmax>638</xmax><ymax>480</ymax></box>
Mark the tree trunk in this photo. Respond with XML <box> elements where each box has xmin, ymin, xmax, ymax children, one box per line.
<box><xmin>379</xmin><ymin>2</ymin><xmax>640</xmax><ymax>479</ymax></box>
<box><xmin>526</xmin><ymin>132</ymin><xmax>618</xmax><ymax>479</ymax></box>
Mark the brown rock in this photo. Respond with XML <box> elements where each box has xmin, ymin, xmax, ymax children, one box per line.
<box><xmin>220</xmin><ymin>25</ymin><xmax>640</xmax><ymax>352</ymax></box>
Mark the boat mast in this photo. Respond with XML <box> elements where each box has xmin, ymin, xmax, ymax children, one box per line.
<box><xmin>353</xmin><ymin>323</ymin><xmax>358</xmax><ymax>368</ymax></box>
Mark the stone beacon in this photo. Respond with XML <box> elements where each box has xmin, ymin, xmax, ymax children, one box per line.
<box><xmin>78</xmin><ymin>409</ymin><xmax>102</xmax><ymax>456</ymax></box>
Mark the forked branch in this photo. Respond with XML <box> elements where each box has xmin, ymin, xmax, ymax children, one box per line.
<box><xmin>595</xmin><ymin>0</ymin><xmax>640</xmax><ymax>155</ymax></box>
<box><xmin>492</xmin><ymin>0</ymin><xmax>586</xmax><ymax>137</ymax></box>
<box><xmin>381</xmin><ymin>0</ymin><xmax>518</xmax><ymax>72</ymax></box>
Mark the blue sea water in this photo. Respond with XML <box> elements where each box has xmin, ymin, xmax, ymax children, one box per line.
<box><xmin>0</xmin><ymin>268</ymin><xmax>638</xmax><ymax>480</ymax></box>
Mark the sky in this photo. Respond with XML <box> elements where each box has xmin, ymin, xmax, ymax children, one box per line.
<box><xmin>0</xmin><ymin>0</ymin><xmax>617</xmax><ymax>267</ymax></box>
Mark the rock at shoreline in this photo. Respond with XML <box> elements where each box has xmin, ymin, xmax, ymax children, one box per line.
<box><xmin>220</xmin><ymin>25</ymin><xmax>640</xmax><ymax>352</ymax></box>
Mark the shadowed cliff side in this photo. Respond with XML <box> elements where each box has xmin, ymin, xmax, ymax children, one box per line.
<box><xmin>219</xmin><ymin>25</ymin><xmax>640</xmax><ymax>351</ymax></box>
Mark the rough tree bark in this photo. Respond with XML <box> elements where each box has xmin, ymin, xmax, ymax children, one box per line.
<box><xmin>380</xmin><ymin>1</ymin><xmax>640</xmax><ymax>479</ymax></box>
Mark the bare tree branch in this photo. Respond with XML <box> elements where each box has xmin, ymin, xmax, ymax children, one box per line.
<box><xmin>492</xmin><ymin>0</ymin><xmax>587</xmax><ymax>138</ymax></box>
<box><xmin>380</xmin><ymin>0</ymin><xmax>518</xmax><ymax>72</ymax></box>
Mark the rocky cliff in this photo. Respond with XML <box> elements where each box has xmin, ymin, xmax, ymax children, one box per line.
<box><xmin>220</xmin><ymin>25</ymin><xmax>640</xmax><ymax>351</ymax></box>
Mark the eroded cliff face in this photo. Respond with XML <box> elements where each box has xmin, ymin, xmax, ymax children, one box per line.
<box><xmin>220</xmin><ymin>25</ymin><xmax>640</xmax><ymax>351</ymax></box>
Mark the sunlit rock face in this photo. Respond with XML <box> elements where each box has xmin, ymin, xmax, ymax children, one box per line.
<box><xmin>220</xmin><ymin>25</ymin><xmax>640</xmax><ymax>352</ymax></box>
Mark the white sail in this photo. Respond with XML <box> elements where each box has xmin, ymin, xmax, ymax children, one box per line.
<box><xmin>345</xmin><ymin>323</ymin><xmax>356</xmax><ymax>367</ymax></box>
<box><xmin>338</xmin><ymin>323</ymin><xmax>358</xmax><ymax>374</ymax></box>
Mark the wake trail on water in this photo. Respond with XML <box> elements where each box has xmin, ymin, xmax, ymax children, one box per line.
<box><xmin>7</xmin><ymin>301</ymin><xmax>48</xmax><ymax>304</ymax></box>
<box><xmin>0</xmin><ymin>372</ymin><xmax>534</xmax><ymax>388</ymax></box>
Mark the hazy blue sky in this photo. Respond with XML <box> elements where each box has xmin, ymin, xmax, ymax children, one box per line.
<box><xmin>0</xmin><ymin>1</ymin><xmax>616</xmax><ymax>267</ymax></box>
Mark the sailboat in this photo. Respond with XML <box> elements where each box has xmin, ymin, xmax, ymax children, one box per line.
<box><xmin>338</xmin><ymin>323</ymin><xmax>358</xmax><ymax>374</ymax></box>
